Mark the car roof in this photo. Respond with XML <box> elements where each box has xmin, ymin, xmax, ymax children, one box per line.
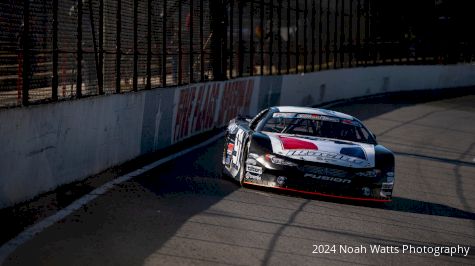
<box><xmin>273</xmin><ymin>106</ymin><xmax>355</xmax><ymax>120</ymax></box>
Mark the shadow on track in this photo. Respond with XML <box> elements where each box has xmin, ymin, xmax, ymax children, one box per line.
<box><xmin>244</xmin><ymin>184</ymin><xmax>475</xmax><ymax>221</ymax></box>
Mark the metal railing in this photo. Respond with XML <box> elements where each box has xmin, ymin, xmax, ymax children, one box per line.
<box><xmin>0</xmin><ymin>0</ymin><xmax>473</xmax><ymax>107</ymax></box>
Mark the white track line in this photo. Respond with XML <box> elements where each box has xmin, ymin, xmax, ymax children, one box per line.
<box><xmin>0</xmin><ymin>132</ymin><xmax>224</xmax><ymax>265</ymax></box>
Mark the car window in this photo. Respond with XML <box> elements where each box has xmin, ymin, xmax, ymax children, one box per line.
<box><xmin>262</xmin><ymin>112</ymin><xmax>375</xmax><ymax>144</ymax></box>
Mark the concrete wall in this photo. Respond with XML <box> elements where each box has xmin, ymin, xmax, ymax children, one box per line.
<box><xmin>0</xmin><ymin>77</ymin><xmax>260</xmax><ymax>208</ymax></box>
<box><xmin>1</xmin><ymin>64</ymin><xmax>474</xmax><ymax>208</ymax></box>
<box><xmin>278</xmin><ymin>65</ymin><xmax>475</xmax><ymax>107</ymax></box>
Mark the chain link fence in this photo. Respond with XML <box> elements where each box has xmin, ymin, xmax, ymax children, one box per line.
<box><xmin>0</xmin><ymin>0</ymin><xmax>474</xmax><ymax>107</ymax></box>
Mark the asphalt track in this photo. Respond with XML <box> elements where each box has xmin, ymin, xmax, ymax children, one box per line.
<box><xmin>3</xmin><ymin>94</ymin><xmax>475</xmax><ymax>266</ymax></box>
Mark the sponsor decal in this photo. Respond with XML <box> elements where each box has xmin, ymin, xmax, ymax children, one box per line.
<box><xmin>304</xmin><ymin>173</ymin><xmax>351</xmax><ymax>183</ymax></box>
<box><xmin>227</xmin><ymin>143</ymin><xmax>234</xmax><ymax>154</ymax></box>
<box><xmin>173</xmin><ymin>83</ymin><xmax>220</xmax><ymax>142</ymax></box>
<box><xmin>381</xmin><ymin>182</ymin><xmax>393</xmax><ymax>190</ymax></box>
<box><xmin>273</xmin><ymin>112</ymin><xmax>296</xmax><ymax>118</ymax></box>
<box><xmin>279</xmin><ymin>136</ymin><xmax>318</xmax><ymax>150</ymax></box>
<box><xmin>296</xmin><ymin>114</ymin><xmax>340</xmax><ymax>122</ymax></box>
<box><xmin>173</xmin><ymin>79</ymin><xmax>255</xmax><ymax>143</ymax></box>
<box><xmin>246</xmin><ymin>172</ymin><xmax>262</xmax><ymax>181</ymax></box>
<box><xmin>287</xmin><ymin>150</ymin><xmax>367</xmax><ymax>165</ymax></box>
<box><xmin>246</xmin><ymin>165</ymin><xmax>263</xmax><ymax>175</ymax></box>
<box><xmin>217</xmin><ymin>79</ymin><xmax>254</xmax><ymax>125</ymax></box>
<box><xmin>227</xmin><ymin>123</ymin><xmax>239</xmax><ymax>134</ymax></box>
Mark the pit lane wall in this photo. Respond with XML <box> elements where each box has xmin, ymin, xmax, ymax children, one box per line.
<box><xmin>1</xmin><ymin>64</ymin><xmax>474</xmax><ymax>208</ymax></box>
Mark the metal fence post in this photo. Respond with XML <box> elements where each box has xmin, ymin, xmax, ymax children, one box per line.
<box><xmin>295</xmin><ymin>0</ymin><xmax>299</xmax><ymax>73</ymax></box>
<box><xmin>116</xmin><ymin>0</ymin><xmax>121</xmax><ymax>93</ymax></box>
<box><xmin>52</xmin><ymin>0</ymin><xmax>58</xmax><ymax>101</ymax></box>
<box><xmin>77</xmin><ymin>0</ymin><xmax>83</xmax><ymax>98</ymax></box>
<box><xmin>99</xmin><ymin>0</ymin><xmax>104</xmax><ymax>94</ymax></box>
<box><xmin>269</xmin><ymin>0</ymin><xmax>274</xmax><ymax>75</ymax></box>
<box><xmin>178</xmin><ymin>0</ymin><xmax>182</xmax><ymax>84</ymax></box>
<box><xmin>277</xmin><ymin>0</ymin><xmax>282</xmax><ymax>75</ymax></box>
<box><xmin>259</xmin><ymin>0</ymin><xmax>264</xmax><ymax>75</ymax></box>
<box><xmin>349</xmin><ymin>0</ymin><xmax>353</xmax><ymax>67</ymax></box>
<box><xmin>356</xmin><ymin>0</ymin><xmax>360</xmax><ymax>66</ymax></box>
<box><xmin>318</xmin><ymin>0</ymin><xmax>323</xmax><ymax>70</ymax></box>
<box><xmin>22</xmin><ymin>0</ymin><xmax>30</xmax><ymax>105</ymax></box>
<box><xmin>147</xmin><ymin>0</ymin><xmax>151</xmax><ymax>89</ymax></box>
<box><xmin>286</xmin><ymin>0</ymin><xmax>290</xmax><ymax>74</ymax></box>
<box><xmin>340</xmin><ymin>0</ymin><xmax>345</xmax><ymax>68</ymax></box>
<box><xmin>303</xmin><ymin>0</ymin><xmax>308</xmax><ymax>73</ymax></box>
<box><xmin>200</xmin><ymin>0</ymin><xmax>204</xmax><ymax>81</ymax></box>
<box><xmin>333</xmin><ymin>0</ymin><xmax>338</xmax><ymax>69</ymax></box>
<box><xmin>311</xmin><ymin>0</ymin><xmax>316</xmax><ymax>72</ymax></box>
<box><xmin>364</xmin><ymin>0</ymin><xmax>369</xmax><ymax>65</ymax></box>
<box><xmin>326</xmin><ymin>0</ymin><xmax>330</xmax><ymax>69</ymax></box>
<box><xmin>133</xmin><ymin>0</ymin><xmax>138</xmax><ymax>91</ymax></box>
<box><xmin>162</xmin><ymin>0</ymin><xmax>167</xmax><ymax>87</ymax></box>
<box><xmin>229</xmin><ymin>0</ymin><xmax>233</xmax><ymax>78</ymax></box>
<box><xmin>250</xmin><ymin>0</ymin><xmax>254</xmax><ymax>76</ymax></box>
<box><xmin>238</xmin><ymin>0</ymin><xmax>243</xmax><ymax>77</ymax></box>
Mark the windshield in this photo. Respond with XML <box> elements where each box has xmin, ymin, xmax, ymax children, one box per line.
<box><xmin>261</xmin><ymin>112</ymin><xmax>375</xmax><ymax>144</ymax></box>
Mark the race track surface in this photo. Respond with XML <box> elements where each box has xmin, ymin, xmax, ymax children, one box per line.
<box><xmin>4</xmin><ymin>94</ymin><xmax>475</xmax><ymax>266</ymax></box>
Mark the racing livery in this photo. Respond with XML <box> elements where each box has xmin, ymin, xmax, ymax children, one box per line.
<box><xmin>222</xmin><ymin>106</ymin><xmax>395</xmax><ymax>202</ymax></box>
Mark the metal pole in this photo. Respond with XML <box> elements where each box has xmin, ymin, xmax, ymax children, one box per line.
<box><xmin>269</xmin><ymin>0</ymin><xmax>274</xmax><ymax>75</ymax></box>
<box><xmin>238</xmin><ymin>0</ymin><xmax>243</xmax><ymax>77</ymax></box>
<box><xmin>99</xmin><ymin>0</ymin><xmax>104</xmax><ymax>94</ymax></box>
<box><xmin>200</xmin><ymin>0</ymin><xmax>205</xmax><ymax>81</ymax></box>
<box><xmin>326</xmin><ymin>0</ymin><xmax>330</xmax><ymax>69</ymax></box>
<box><xmin>133</xmin><ymin>0</ymin><xmax>138</xmax><ymax>91</ymax></box>
<box><xmin>348</xmin><ymin>0</ymin><xmax>353</xmax><ymax>67</ymax></box>
<box><xmin>77</xmin><ymin>0</ymin><xmax>83</xmax><ymax>97</ymax></box>
<box><xmin>311</xmin><ymin>0</ymin><xmax>316</xmax><ymax>72</ymax></box>
<box><xmin>116</xmin><ymin>0</ymin><xmax>121</xmax><ymax>93</ymax></box>
<box><xmin>178</xmin><ymin>0</ymin><xmax>182</xmax><ymax>84</ymax></box>
<box><xmin>260</xmin><ymin>0</ymin><xmax>264</xmax><ymax>75</ymax></box>
<box><xmin>229</xmin><ymin>0</ymin><xmax>233</xmax><ymax>78</ymax></box>
<box><xmin>250</xmin><ymin>0</ymin><xmax>254</xmax><ymax>76</ymax></box>
<box><xmin>364</xmin><ymin>0</ymin><xmax>369</xmax><ymax>65</ymax></box>
<box><xmin>340</xmin><ymin>0</ymin><xmax>345</xmax><ymax>68</ymax></box>
<box><xmin>87</xmin><ymin>0</ymin><xmax>100</xmax><ymax>93</ymax></box>
<box><xmin>318</xmin><ymin>0</ymin><xmax>323</xmax><ymax>71</ymax></box>
<box><xmin>295</xmin><ymin>0</ymin><xmax>299</xmax><ymax>73</ymax></box>
<box><xmin>278</xmin><ymin>0</ymin><xmax>282</xmax><ymax>75</ymax></box>
<box><xmin>147</xmin><ymin>0</ymin><xmax>151</xmax><ymax>89</ymax></box>
<box><xmin>356</xmin><ymin>0</ymin><xmax>360</xmax><ymax>66</ymax></box>
<box><xmin>163</xmin><ymin>0</ymin><xmax>167</xmax><ymax>86</ymax></box>
<box><xmin>333</xmin><ymin>0</ymin><xmax>338</xmax><ymax>69</ymax></box>
<box><xmin>52</xmin><ymin>0</ymin><xmax>58</xmax><ymax>100</ymax></box>
<box><xmin>303</xmin><ymin>0</ymin><xmax>308</xmax><ymax>73</ymax></box>
<box><xmin>287</xmin><ymin>0</ymin><xmax>290</xmax><ymax>74</ymax></box>
<box><xmin>22</xmin><ymin>0</ymin><xmax>30</xmax><ymax>105</ymax></box>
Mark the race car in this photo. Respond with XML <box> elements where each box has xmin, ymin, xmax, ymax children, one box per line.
<box><xmin>222</xmin><ymin>106</ymin><xmax>395</xmax><ymax>202</ymax></box>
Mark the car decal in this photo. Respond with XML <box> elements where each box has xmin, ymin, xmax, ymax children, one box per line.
<box><xmin>263</xmin><ymin>132</ymin><xmax>375</xmax><ymax>168</ymax></box>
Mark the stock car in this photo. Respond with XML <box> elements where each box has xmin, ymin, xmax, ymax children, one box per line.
<box><xmin>222</xmin><ymin>106</ymin><xmax>395</xmax><ymax>202</ymax></box>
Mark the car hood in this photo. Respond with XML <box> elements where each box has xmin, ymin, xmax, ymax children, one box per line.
<box><xmin>262</xmin><ymin>132</ymin><xmax>375</xmax><ymax>168</ymax></box>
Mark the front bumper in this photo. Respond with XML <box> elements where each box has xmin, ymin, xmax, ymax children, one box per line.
<box><xmin>243</xmin><ymin>156</ymin><xmax>394</xmax><ymax>202</ymax></box>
